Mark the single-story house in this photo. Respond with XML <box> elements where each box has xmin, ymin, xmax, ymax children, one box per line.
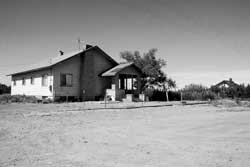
<box><xmin>213</xmin><ymin>78</ymin><xmax>239</xmax><ymax>89</ymax></box>
<box><xmin>211</xmin><ymin>78</ymin><xmax>240</xmax><ymax>98</ymax></box>
<box><xmin>8</xmin><ymin>45</ymin><xmax>142</xmax><ymax>101</ymax></box>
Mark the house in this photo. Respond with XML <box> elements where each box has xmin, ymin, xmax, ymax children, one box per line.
<box><xmin>213</xmin><ymin>78</ymin><xmax>239</xmax><ymax>89</ymax></box>
<box><xmin>211</xmin><ymin>78</ymin><xmax>239</xmax><ymax>98</ymax></box>
<box><xmin>8</xmin><ymin>45</ymin><xmax>142</xmax><ymax>101</ymax></box>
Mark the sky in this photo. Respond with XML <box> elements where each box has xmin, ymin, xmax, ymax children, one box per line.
<box><xmin>1</xmin><ymin>0</ymin><xmax>250</xmax><ymax>88</ymax></box>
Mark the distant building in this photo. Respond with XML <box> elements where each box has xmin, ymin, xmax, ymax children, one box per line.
<box><xmin>8</xmin><ymin>45</ymin><xmax>142</xmax><ymax>101</ymax></box>
<box><xmin>213</xmin><ymin>78</ymin><xmax>239</xmax><ymax>89</ymax></box>
<box><xmin>211</xmin><ymin>78</ymin><xmax>239</xmax><ymax>98</ymax></box>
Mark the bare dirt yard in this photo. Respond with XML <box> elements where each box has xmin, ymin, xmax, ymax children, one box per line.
<box><xmin>0</xmin><ymin>100</ymin><xmax>250</xmax><ymax>167</ymax></box>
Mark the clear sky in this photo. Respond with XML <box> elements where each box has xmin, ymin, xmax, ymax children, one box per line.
<box><xmin>1</xmin><ymin>0</ymin><xmax>250</xmax><ymax>88</ymax></box>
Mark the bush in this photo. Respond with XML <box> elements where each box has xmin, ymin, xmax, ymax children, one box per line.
<box><xmin>168</xmin><ymin>91</ymin><xmax>181</xmax><ymax>101</ymax></box>
<box><xmin>211</xmin><ymin>84</ymin><xmax>250</xmax><ymax>99</ymax></box>
<box><xmin>0</xmin><ymin>94</ymin><xmax>39</xmax><ymax>104</ymax></box>
<box><xmin>144</xmin><ymin>89</ymin><xmax>181</xmax><ymax>101</ymax></box>
<box><xmin>0</xmin><ymin>94</ymin><xmax>12</xmax><ymax>104</ymax></box>
<box><xmin>181</xmin><ymin>84</ymin><xmax>217</xmax><ymax>101</ymax></box>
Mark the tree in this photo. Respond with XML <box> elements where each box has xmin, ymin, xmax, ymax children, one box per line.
<box><xmin>163</xmin><ymin>78</ymin><xmax>176</xmax><ymax>101</ymax></box>
<box><xmin>246</xmin><ymin>84</ymin><xmax>250</xmax><ymax>98</ymax></box>
<box><xmin>121</xmin><ymin>48</ymin><xmax>166</xmax><ymax>87</ymax></box>
<box><xmin>120</xmin><ymin>48</ymin><xmax>176</xmax><ymax>100</ymax></box>
<box><xmin>0</xmin><ymin>83</ymin><xmax>11</xmax><ymax>94</ymax></box>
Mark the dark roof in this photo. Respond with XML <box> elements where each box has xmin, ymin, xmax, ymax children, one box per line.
<box><xmin>214</xmin><ymin>79</ymin><xmax>239</xmax><ymax>88</ymax></box>
<box><xmin>8</xmin><ymin>46</ymin><xmax>118</xmax><ymax>76</ymax></box>
<box><xmin>101</xmin><ymin>62</ymin><xmax>141</xmax><ymax>77</ymax></box>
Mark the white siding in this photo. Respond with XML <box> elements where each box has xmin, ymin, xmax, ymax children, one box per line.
<box><xmin>11</xmin><ymin>69</ymin><xmax>53</xmax><ymax>98</ymax></box>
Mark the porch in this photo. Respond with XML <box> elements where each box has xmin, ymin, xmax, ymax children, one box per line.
<box><xmin>101</xmin><ymin>63</ymin><xmax>142</xmax><ymax>101</ymax></box>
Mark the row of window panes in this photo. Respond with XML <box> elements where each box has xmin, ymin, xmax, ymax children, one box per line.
<box><xmin>13</xmin><ymin>75</ymin><xmax>48</xmax><ymax>86</ymax></box>
<box><xmin>13</xmin><ymin>74</ymin><xmax>73</xmax><ymax>87</ymax></box>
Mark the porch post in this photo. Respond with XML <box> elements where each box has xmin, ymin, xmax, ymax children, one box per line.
<box><xmin>137</xmin><ymin>75</ymin><xmax>141</xmax><ymax>93</ymax></box>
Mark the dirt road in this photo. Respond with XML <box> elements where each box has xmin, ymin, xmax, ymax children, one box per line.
<box><xmin>0</xmin><ymin>101</ymin><xmax>250</xmax><ymax>167</ymax></box>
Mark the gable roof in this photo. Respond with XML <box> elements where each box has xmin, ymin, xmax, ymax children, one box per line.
<box><xmin>214</xmin><ymin>79</ymin><xmax>239</xmax><ymax>88</ymax></box>
<box><xmin>8</xmin><ymin>46</ymin><xmax>118</xmax><ymax>76</ymax></box>
<box><xmin>101</xmin><ymin>62</ymin><xmax>142</xmax><ymax>77</ymax></box>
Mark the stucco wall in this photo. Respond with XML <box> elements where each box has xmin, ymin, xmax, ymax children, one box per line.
<box><xmin>53</xmin><ymin>54</ymin><xmax>81</xmax><ymax>97</ymax></box>
<box><xmin>11</xmin><ymin>69</ymin><xmax>53</xmax><ymax>98</ymax></box>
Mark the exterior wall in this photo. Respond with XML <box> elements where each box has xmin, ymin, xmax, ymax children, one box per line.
<box><xmin>116</xmin><ymin>66</ymin><xmax>142</xmax><ymax>92</ymax></box>
<box><xmin>10</xmin><ymin>49</ymin><xmax>115</xmax><ymax>101</ymax></box>
<box><xmin>81</xmin><ymin>50</ymin><xmax>114</xmax><ymax>100</ymax></box>
<box><xmin>53</xmin><ymin>55</ymin><xmax>81</xmax><ymax>97</ymax></box>
<box><xmin>11</xmin><ymin>68</ymin><xmax>53</xmax><ymax>98</ymax></box>
<box><xmin>10</xmin><ymin>48</ymin><xmax>141</xmax><ymax>101</ymax></box>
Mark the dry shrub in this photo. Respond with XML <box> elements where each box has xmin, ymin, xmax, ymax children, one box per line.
<box><xmin>0</xmin><ymin>94</ymin><xmax>39</xmax><ymax>104</ymax></box>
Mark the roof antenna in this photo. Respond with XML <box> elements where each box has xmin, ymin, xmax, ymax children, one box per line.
<box><xmin>77</xmin><ymin>37</ymin><xmax>84</xmax><ymax>51</ymax></box>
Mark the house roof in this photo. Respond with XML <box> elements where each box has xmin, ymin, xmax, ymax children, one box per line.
<box><xmin>8</xmin><ymin>46</ymin><xmax>118</xmax><ymax>76</ymax></box>
<box><xmin>214</xmin><ymin>79</ymin><xmax>239</xmax><ymax>88</ymax></box>
<box><xmin>101</xmin><ymin>62</ymin><xmax>141</xmax><ymax>77</ymax></box>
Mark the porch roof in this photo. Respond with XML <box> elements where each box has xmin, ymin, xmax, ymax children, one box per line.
<box><xmin>101</xmin><ymin>62</ymin><xmax>135</xmax><ymax>77</ymax></box>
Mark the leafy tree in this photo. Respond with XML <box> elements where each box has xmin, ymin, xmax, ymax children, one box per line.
<box><xmin>245</xmin><ymin>84</ymin><xmax>250</xmax><ymax>98</ymax></box>
<box><xmin>120</xmin><ymin>48</ymin><xmax>176</xmax><ymax>100</ymax></box>
<box><xmin>162</xmin><ymin>78</ymin><xmax>176</xmax><ymax>101</ymax></box>
<box><xmin>0</xmin><ymin>83</ymin><xmax>11</xmax><ymax>94</ymax></box>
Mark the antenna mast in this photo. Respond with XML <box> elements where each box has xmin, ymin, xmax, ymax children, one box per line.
<box><xmin>77</xmin><ymin>37</ymin><xmax>83</xmax><ymax>51</ymax></box>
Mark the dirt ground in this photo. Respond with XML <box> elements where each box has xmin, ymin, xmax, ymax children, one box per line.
<box><xmin>0</xmin><ymin>100</ymin><xmax>250</xmax><ymax>167</ymax></box>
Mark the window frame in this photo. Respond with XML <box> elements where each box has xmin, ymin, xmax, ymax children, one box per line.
<box><xmin>42</xmin><ymin>74</ymin><xmax>48</xmax><ymax>87</ymax></box>
<box><xmin>22</xmin><ymin>78</ymin><xmax>26</xmax><ymax>86</ymax></box>
<box><xmin>13</xmin><ymin>79</ymin><xmax>16</xmax><ymax>86</ymax></box>
<box><xmin>60</xmin><ymin>73</ymin><xmax>73</xmax><ymax>87</ymax></box>
<box><xmin>30</xmin><ymin>77</ymin><xmax>35</xmax><ymax>85</ymax></box>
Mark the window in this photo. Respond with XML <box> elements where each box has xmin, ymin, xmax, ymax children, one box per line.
<box><xmin>22</xmin><ymin>78</ymin><xmax>26</xmax><ymax>86</ymax></box>
<box><xmin>118</xmin><ymin>75</ymin><xmax>137</xmax><ymax>90</ymax></box>
<box><xmin>42</xmin><ymin>74</ymin><xmax>48</xmax><ymax>86</ymax></box>
<box><xmin>60</xmin><ymin>74</ymin><xmax>73</xmax><ymax>87</ymax></box>
<box><xmin>13</xmin><ymin>79</ymin><xmax>16</xmax><ymax>86</ymax></box>
<box><xmin>127</xmin><ymin>78</ymin><xmax>132</xmax><ymax>90</ymax></box>
<box><xmin>132</xmin><ymin>78</ymin><xmax>138</xmax><ymax>90</ymax></box>
<box><xmin>31</xmin><ymin>77</ymin><xmax>35</xmax><ymax>85</ymax></box>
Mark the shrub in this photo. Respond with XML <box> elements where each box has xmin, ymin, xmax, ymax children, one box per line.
<box><xmin>211</xmin><ymin>83</ymin><xmax>250</xmax><ymax>99</ymax></box>
<box><xmin>181</xmin><ymin>84</ymin><xmax>217</xmax><ymax>101</ymax></box>
<box><xmin>144</xmin><ymin>88</ymin><xmax>181</xmax><ymax>101</ymax></box>
<box><xmin>0</xmin><ymin>94</ymin><xmax>12</xmax><ymax>104</ymax></box>
<box><xmin>168</xmin><ymin>91</ymin><xmax>181</xmax><ymax>101</ymax></box>
<box><xmin>0</xmin><ymin>94</ymin><xmax>39</xmax><ymax>104</ymax></box>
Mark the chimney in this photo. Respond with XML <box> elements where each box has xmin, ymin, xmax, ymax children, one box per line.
<box><xmin>86</xmin><ymin>44</ymin><xmax>93</xmax><ymax>49</ymax></box>
<box><xmin>59</xmin><ymin>50</ymin><xmax>64</xmax><ymax>56</ymax></box>
<box><xmin>229</xmin><ymin>78</ymin><xmax>232</xmax><ymax>82</ymax></box>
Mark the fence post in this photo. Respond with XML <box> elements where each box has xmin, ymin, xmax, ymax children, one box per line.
<box><xmin>181</xmin><ymin>92</ymin><xmax>183</xmax><ymax>102</ymax></box>
<box><xmin>104</xmin><ymin>90</ymin><xmax>107</xmax><ymax>109</ymax></box>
